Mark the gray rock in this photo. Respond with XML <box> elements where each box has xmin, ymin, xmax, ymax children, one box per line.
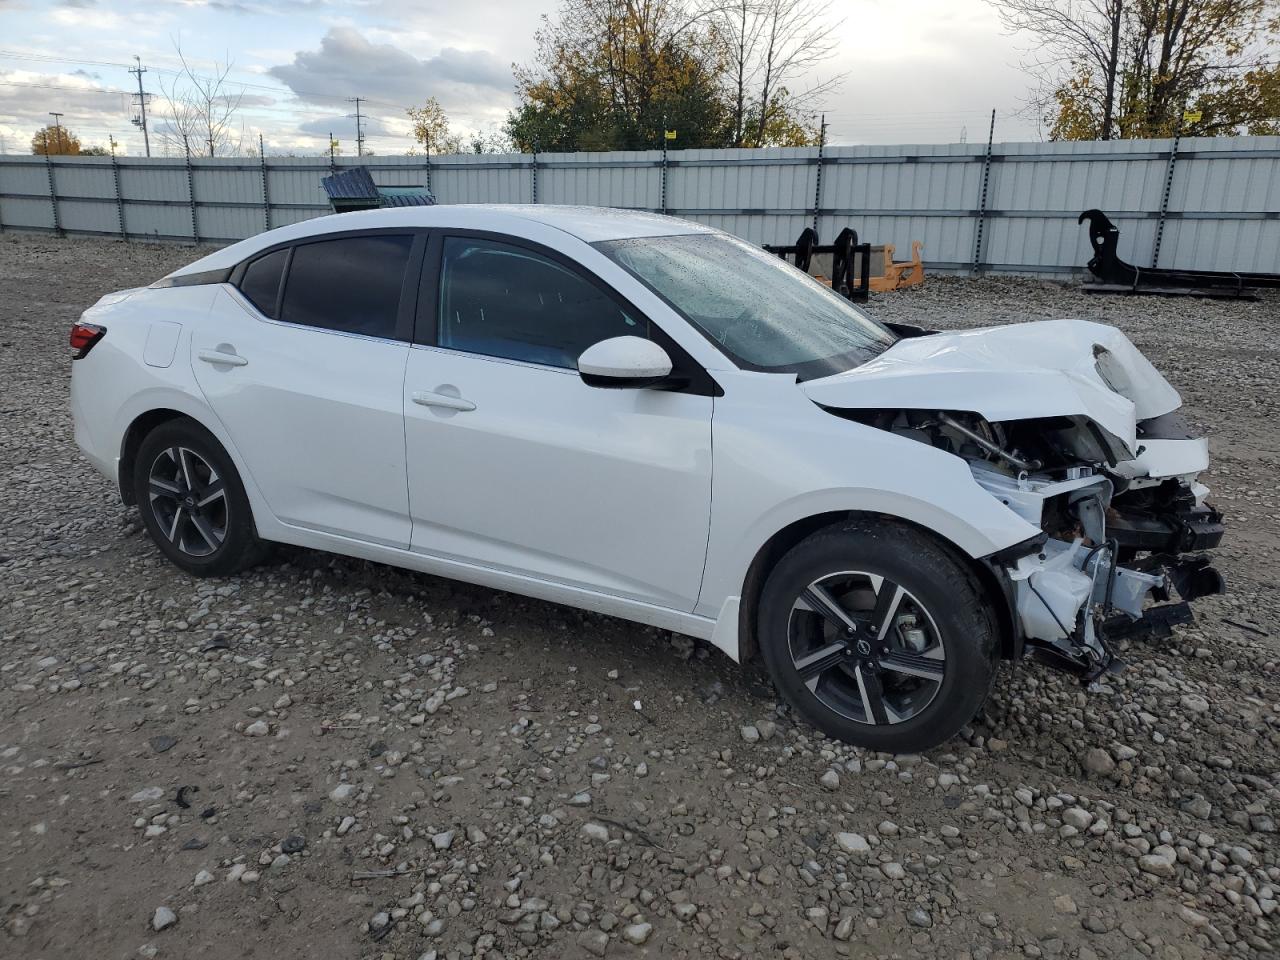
<box><xmin>621</xmin><ymin>922</ymin><xmax>653</xmax><ymax>945</ymax></box>
<box><xmin>906</xmin><ymin>907</ymin><xmax>933</xmax><ymax>928</ymax></box>
<box><xmin>1181</xmin><ymin>796</ymin><xmax>1212</xmax><ymax>819</ymax></box>
<box><xmin>432</xmin><ymin>830</ymin><xmax>455</xmax><ymax>850</ymax></box>
<box><xmin>836</xmin><ymin>832</ymin><xmax>870</xmax><ymax>855</ymax></box>
<box><xmin>1063</xmin><ymin>807</ymin><xmax>1093</xmax><ymax>830</ymax></box>
<box><xmin>1082</xmin><ymin>748</ymin><xmax>1116</xmax><ymax>777</ymax></box>
<box><xmin>1179</xmin><ymin>693</ymin><xmax>1210</xmax><ymax>714</ymax></box>
<box><xmin>578</xmin><ymin>930</ymin><xmax>609</xmax><ymax>956</ymax></box>
<box><xmin>151</xmin><ymin>906</ymin><xmax>177</xmax><ymax>931</ymax></box>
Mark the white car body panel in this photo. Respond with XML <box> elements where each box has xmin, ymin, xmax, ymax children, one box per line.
<box><xmin>70</xmin><ymin>204</ymin><xmax>1220</xmax><ymax>676</ymax></box>
<box><xmin>190</xmin><ymin>287</ymin><xmax>412</xmax><ymax>549</ymax></box>
<box><xmin>402</xmin><ymin>344</ymin><xmax>713</xmax><ymax>611</ymax></box>
<box><xmin>693</xmin><ymin>371</ymin><xmax>1042</xmax><ymax>627</ymax></box>
<box><xmin>800</xmin><ymin>318</ymin><xmax>1182</xmax><ymax>453</ymax></box>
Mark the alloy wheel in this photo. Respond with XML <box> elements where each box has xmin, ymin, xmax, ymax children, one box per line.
<box><xmin>147</xmin><ymin>446</ymin><xmax>228</xmax><ymax>558</ymax></box>
<box><xmin>786</xmin><ymin>571</ymin><xmax>946</xmax><ymax>725</ymax></box>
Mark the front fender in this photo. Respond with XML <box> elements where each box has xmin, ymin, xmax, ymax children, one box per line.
<box><xmin>696</xmin><ymin>371</ymin><xmax>1039</xmax><ymax>627</ymax></box>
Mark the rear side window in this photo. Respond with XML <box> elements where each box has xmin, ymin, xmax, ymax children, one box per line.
<box><xmin>238</xmin><ymin>248</ymin><xmax>287</xmax><ymax>318</ymax></box>
<box><xmin>279</xmin><ymin>234</ymin><xmax>413</xmax><ymax>339</ymax></box>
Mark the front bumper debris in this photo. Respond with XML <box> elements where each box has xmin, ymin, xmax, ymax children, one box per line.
<box><xmin>1007</xmin><ymin>539</ymin><xmax>1225</xmax><ymax>683</ymax></box>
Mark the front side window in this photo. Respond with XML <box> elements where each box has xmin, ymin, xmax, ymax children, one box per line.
<box><xmin>279</xmin><ymin>234</ymin><xmax>413</xmax><ymax>338</ymax></box>
<box><xmin>437</xmin><ymin>237</ymin><xmax>645</xmax><ymax>369</ymax></box>
<box><xmin>597</xmin><ymin>232</ymin><xmax>897</xmax><ymax>381</ymax></box>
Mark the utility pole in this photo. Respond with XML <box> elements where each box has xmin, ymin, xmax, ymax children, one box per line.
<box><xmin>49</xmin><ymin>112</ymin><xmax>64</xmax><ymax>154</ymax></box>
<box><xmin>347</xmin><ymin>97</ymin><xmax>365</xmax><ymax>158</ymax></box>
<box><xmin>129</xmin><ymin>55</ymin><xmax>151</xmax><ymax>157</ymax></box>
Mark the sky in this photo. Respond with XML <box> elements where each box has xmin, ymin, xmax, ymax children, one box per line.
<box><xmin>0</xmin><ymin>0</ymin><xmax>1048</xmax><ymax>156</ymax></box>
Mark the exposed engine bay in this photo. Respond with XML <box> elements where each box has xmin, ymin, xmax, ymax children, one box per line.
<box><xmin>843</xmin><ymin>405</ymin><xmax>1225</xmax><ymax>681</ymax></box>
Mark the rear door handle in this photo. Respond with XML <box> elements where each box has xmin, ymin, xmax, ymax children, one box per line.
<box><xmin>412</xmin><ymin>390</ymin><xmax>476</xmax><ymax>412</ymax></box>
<box><xmin>197</xmin><ymin>349</ymin><xmax>248</xmax><ymax>367</ymax></box>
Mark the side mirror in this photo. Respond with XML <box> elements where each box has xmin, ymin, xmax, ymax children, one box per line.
<box><xmin>578</xmin><ymin>336</ymin><xmax>673</xmax><ymax>389</ymax></box>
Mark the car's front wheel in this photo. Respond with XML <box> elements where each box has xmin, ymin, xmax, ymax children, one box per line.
<box><xmin>758</xmin><ymin>519</ymin><xmax>998</xmax><ymax>753</ymax></box>
<box><xmin>132</xmin><ymin>418</ymin><xmax>266</xmax><ymax>577</ymax></box>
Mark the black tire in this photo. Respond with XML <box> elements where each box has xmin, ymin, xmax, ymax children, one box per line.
<box><xmin>132</xmin><ymin>418</ymin><xmax>267</xmax><ymax>577</ymax></box>
<box><xmin>758</xmin><ymin>518</ymin><xmax>997</xmax><ymax>753</ymax></box>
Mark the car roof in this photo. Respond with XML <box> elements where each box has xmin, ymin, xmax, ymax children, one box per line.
<box><xmin>166</xmin><ymin>204</ymin><xmax>715</xmax><ymax>278</ymax></box>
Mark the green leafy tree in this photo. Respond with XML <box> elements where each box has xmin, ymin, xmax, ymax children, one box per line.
<box><xmin>506</xmin><ymin>0</ymin><xmax>837</xmax><ymax>151</ymax></box>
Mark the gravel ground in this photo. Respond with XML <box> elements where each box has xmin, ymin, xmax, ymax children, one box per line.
<box><xmin>2</xmin><ymin>232</ymin><xmax>1278</xmax><ymax>960</ymax></box>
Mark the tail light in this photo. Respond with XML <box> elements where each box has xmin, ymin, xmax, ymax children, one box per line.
<box><xmin>70</xmin><ymin>322</ymin><xmax>106</xmax><ymax>359</ymax></box>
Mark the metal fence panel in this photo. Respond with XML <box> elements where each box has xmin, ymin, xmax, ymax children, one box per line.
<box><xmin>431</xmin><ymin>153</ymin><xmax>531</xmax><ymax>204</ymax></box>
<box><xmin>1</xmin><ymin>137</ymin><xmax>1277</xmax><ymax>276</ymax></box>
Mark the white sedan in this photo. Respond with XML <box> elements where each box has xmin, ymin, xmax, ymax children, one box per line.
<box><xmin>70</xmin><ymin>205</ymin><xmax>1224</xmax><ymax>752</ymax></box>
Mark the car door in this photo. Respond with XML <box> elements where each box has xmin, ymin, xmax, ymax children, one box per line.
<box><xmin>191</xmin><ymin>230</ymin><xmax>424</xmax><ymax>549</ymax></box>
<box><xmin>403</xmin><ymin>232</ymin><xmax>715</xmax><ymax>611</ymax></box>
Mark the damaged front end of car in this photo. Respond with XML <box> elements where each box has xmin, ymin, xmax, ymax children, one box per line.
<box><xmin>849</xmin><ymin>406</ymin><xmax>1223</xmax><ymax>681</ymax></box>
<box><xmin>805</xmin><ymin>319</ymin><xmax>1226</xmax><ymax>683</ymax></box>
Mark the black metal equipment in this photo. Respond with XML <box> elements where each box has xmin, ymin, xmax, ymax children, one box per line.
<box><xmin>1078</xmin><ymin>209</ymin><xmax>1280</xmax><ymax>300</ymax></box>
<box><xmin>765</xmin><ymin>227</ymin><xmax>872</xmax><ymax>302</ymax></box>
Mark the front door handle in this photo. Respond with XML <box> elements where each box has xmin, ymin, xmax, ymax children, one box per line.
<box><xmin>197</xmin><ymin>349</ymin><xmax>248</xmax><ymax>367</ymax></box>
<box><xmin>412</xmin><ymin>390</ymin><xmax>476</xmax><ymax>412</ymax></box>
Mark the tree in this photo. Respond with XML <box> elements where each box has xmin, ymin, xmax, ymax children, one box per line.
<box><xmin>468</xmin><ymin>127</ymin><xmax>515</xmax><ymax>154</ymax></box>
<box><xmin>710</xmin><ymin>0</ymin><xmax>844</xmax><ymax>147</ymax></box>
<box><xmin>407</xmin><ymin>97</ymin><xmax>465</xmax><ymax>154</ymax></box>
<box><xmin>508</xmin><ymin>0</ymin><xmax>730</xmax><ymax>151</ymax></box>
<box><xmin>80</xmin><ymin>145</ymin><xmax>111</xmax><ymax>156</ymax></box>
<box><xmin>506</xmin><ymin>0</ymin><xmax>837</xmax><ymax>151</ymax></box>
<box><xmin>31</xmin><ymin>124</ymin><xmax>81</xmax><ymax>155</ymax></box>
<box><xmin>156</xmin><ymin>44</ymin><xmax>247</xmax><ymax>156</ymax></box>
<box><xmin>989</xmin><ymin>0</ymin><xmax>1280</xmax><ymax>139</ymax></box>
<box><xmin>987</xmin><ymin>1</ymin><xmax>1127</xmax><ymax>139</ymax></box>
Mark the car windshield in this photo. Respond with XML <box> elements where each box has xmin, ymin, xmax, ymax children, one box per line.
<box><xmin>596</xmin><ymin>232</ymin><xmax>897</xmax><ymax>380</ymax></box>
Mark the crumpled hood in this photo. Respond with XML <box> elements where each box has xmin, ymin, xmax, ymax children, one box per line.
<box><xmin>801</xmin><ymin>319</ymin><xmax>1182</xmax><ymax>454</ymax></box>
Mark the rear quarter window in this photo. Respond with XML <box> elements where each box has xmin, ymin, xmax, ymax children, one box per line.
<box><xmin>238</xmin><ymin>248</ymin><xmax>288</xmax><ymax>318</ymax></box>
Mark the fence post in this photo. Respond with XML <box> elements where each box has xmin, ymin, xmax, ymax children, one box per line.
<box><xmin>0</xmin><ymin>160</ymin><xmax>6</xmax><ymax>233</ymax></box>
<box><xmin>661</xmin><ymin>135</ymin><xmax>668</xmax><ymax>215</ymax></box>
<box><xmin>1151</xmin><ymin>134</ymin><xmax>1180</xmax><ymax>269</ymax></box>
<box><xmin>259</xmin><ymin>134</ymin><xmax>271</xmax><ymax>233</ymax></box>
<box><xmin>531</xmin><ymin>143</ymin><xmax>539</xmax><ymax>204</ymax></box>
<box><xmin>424</xmin><ymin>145</ymin><xmax>432</xmax><ymax>197</ymax></box>
<box><xmin>811</xmin><ymin>114</ymin><xmax>826</xmax><ymax>236</ymax></box>
<box><xmin>971</xmin><ymin>109</ymin><xmax>996</xmax><ymax>275</ymax></box>
<box><xmin>329</xmin><ymin>132</ymin><xmax>336</xmax><ymax>173</ymax></box>
<box><xmin>110</xmin><ymin>140</ymin><xmax>127</xmax><ymax>240</ymax></box>
<box><xmin>44</xmin><ymin>151</ymin><xmax>62</xmax><ymax>236</ymax></box>
<box><xmin>183</xmin><ymin>137</ymin><xmax>199</xmax><ymax>243</ymax></box>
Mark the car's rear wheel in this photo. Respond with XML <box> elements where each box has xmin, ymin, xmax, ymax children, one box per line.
<box><xmin>758</xmin><ymin>519</ymin><xmax>998</xmax><ymax>753</ymax></box>
<box><xmin>132</xmin><ymin>418</ymin><xmax>266</xmax><ymax>576</ymax></box>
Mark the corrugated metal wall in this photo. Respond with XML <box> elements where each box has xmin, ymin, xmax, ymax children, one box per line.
<box><xmin>2</xmin><ymin>136</ymin><xmax>1277</xmax><ymax>276</ymax></box>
